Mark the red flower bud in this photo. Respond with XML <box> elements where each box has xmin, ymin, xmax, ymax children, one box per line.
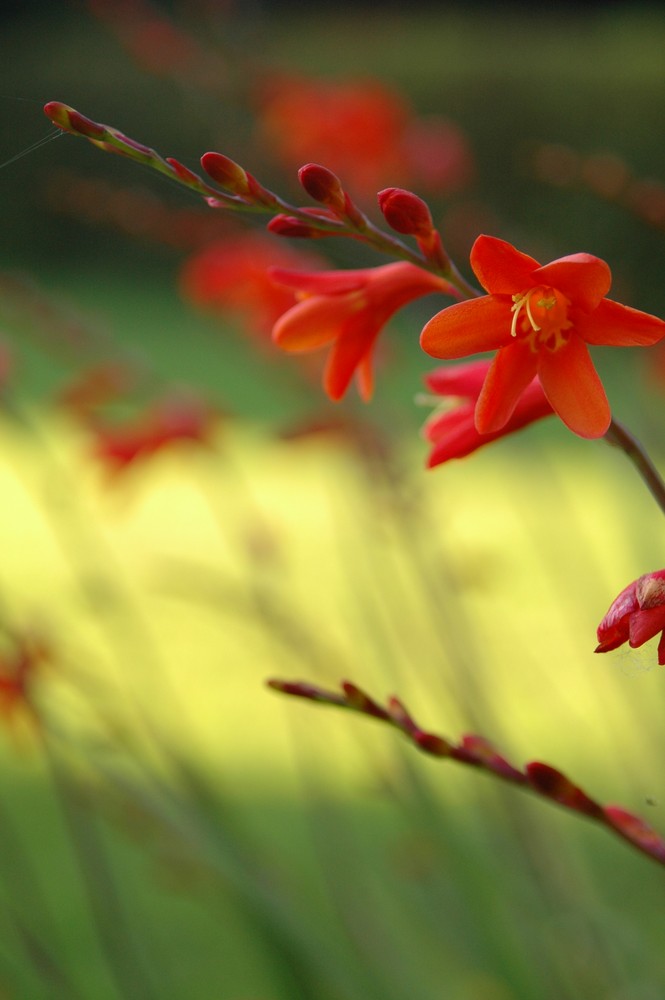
<box><xmin>166</xmin><ymin>157</ymin><xmax>201</xmax><ymax>185</ymax></box>
<box><xmin>267</xmin><ymin>215</ymin><xmax>329</xmax><ymax>238</ymax></box>
<box><xmin>44</xmin><ymin>102</ymin><xmax>106</xmax><ymax>139</ymax></box>
<box><xmin>378</xmin><ymin>187</ymin><xmax>433</xmax><ymax>236</ymax></box>
<box><xmin>201</xmin><ymin>152</ymin><xmax>250</xmax><ymax>194</ymax></box>
<box><xmin>298</xmin><ymin>163</ymin><xmax>346</xmax><ymax>212</ymax></box>
<box><xmin>596</xmin><ymin>569</ymin><xmax>665</xmax><ymax>664</ymax></box>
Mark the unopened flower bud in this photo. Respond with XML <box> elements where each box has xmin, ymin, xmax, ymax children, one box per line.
<box><xmin>44</xmin><ymin>102</ymin><xmax>106</xmax><ymax>139</ymax></box>
<box><xmin>595</xmin><ymin>569</ymin><xmax>665</xmax><ymax>665</ymax></box>
<box><xmin>267</xmin><ymin>215</ymin><xmax>327</xmax><ymax>238</ymax></box>
<box><xmin>166</xmin><ymin>157</ymin><xmax>201</xmax><ymax>185</ymax></box>
<box><xmin>378</xmin><ymin>187</ymin><xmax>434</xmax><ymax>237</ymax></box>
<box><xmin>298</xmin><ymin>163</ymin><xmax>346</xmax><ymax>212</ymax></box>
<box><xmin>201</xmin><ymin>151</ymin><xmax>250</xmax><ymax>194</ymax></box>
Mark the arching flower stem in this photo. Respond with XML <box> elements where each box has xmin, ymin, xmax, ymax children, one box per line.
<box><xmin>604</xmin><ymin>418</ymin><xmax>665</xmax><ymax>518</ymax></box>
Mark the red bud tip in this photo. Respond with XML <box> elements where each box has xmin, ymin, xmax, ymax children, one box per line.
<box><xmin>166</xmin><ymin>157</ymin><xmax>200</xmax><ymax>185</ymax></box>
<box><xmin>201</xmin><ymin>152</ymin><xmax>249</xmax><ymax>194</ymax></box>
<box><xmin>298</xmin><ymin>163</ymin><xmax>346</xmax><ymax>212</ymax></box>
<box><xmin>267</xmin><ymin>215</ymin><xmax>324</xmax><ymax>238</ymax></box>
<box><xmin>604</xmin><ymin>806</ymin><xmax>665</xmax><ymax>860</ymax></box>
<box><xmin>378</xmin><ymin>187</ymin><xmax>434</xmax><ymax>236</ymax></box>
<box><xmin>526</xmin><ymin>762</ymin><xmax>603</xmax><ymax>817</ymax></box>
<box><xmin>44</xmin><ymin>102</ymin><xmax>106</xmax><ymax>139</ymax></box>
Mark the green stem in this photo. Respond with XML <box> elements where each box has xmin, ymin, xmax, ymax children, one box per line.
<box><xmin>604</xmin><ymin>418</ymin><xmax>665</xmax><ymax>516</ymax></box>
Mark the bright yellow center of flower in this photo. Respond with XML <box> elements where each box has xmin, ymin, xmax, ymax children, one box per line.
<box><xmin>510</xmin><ymin>286</ymin><xmax>572</xmax><ymax>351</ymax></box>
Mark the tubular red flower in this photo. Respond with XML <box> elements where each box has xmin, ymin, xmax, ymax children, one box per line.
<box><xmin>271</xmin><ymin>262</ymin><xmax>453</xmax><ymax>401</ymax></box>
<box><xmin>595</xmin><ymin>570</ymin><xmax>665</xmax><ymax>665</ymax></box>
<box><xmin>421</xmin><ymin>235</ymin><xmax>665</xmax><ymax>439</ymax></box>
<box><xmin>422</xmin><ymin>359</ymin><xmax>553</xmax><ymax>467</ymax></box>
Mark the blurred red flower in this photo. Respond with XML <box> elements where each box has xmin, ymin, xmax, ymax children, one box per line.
<box><xmin>256</xmin><ymin>75</ymin><xmax>473</xmax><ymax>197</ymax></box>
<box><xmin>596</xmin><ymin>570</ymin><xmax>665</xmax><ymax>665</ymax></box>
<box><xmin>421</xmin><ymin>235</ymin><xmax>665</xmax><ymax>439</ymax></box>
<box><xmin>272</xmin><ymin>262</ymin><xmax>453</xmax><ymax>401</ymax></box>
<box><xmin>179</xmin><ymin>232</ymin><xmax>325</xmax><ymax>340</ymax></box>
<box><xmin>90</xmin><ymin>393</ymin><xmax>216</xmax><ymax>475</ymax></box>
<box><xmin>422</xmin><ymin>359</ymin><xmax>553</xmax><ymax>467</ymax></box>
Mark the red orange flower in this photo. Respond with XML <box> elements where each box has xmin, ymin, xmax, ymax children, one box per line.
<box><xmin>422</xmin><ymin>360</ymin><xmax>553</xmax><ymax>467</ymax></box>
<box><xmin>271</xmin><ymin>262</ymin><xmax>453</xmax><ymax>401</ymax></box>
<box><xmin>179</xmin><ymin>232</ymin><xmax>324</xmax><ymax>340</ymax></box>
<box><xmin>421</xmin><ymin>235</ymin><xmax>665</xmax><ymax>438</ymax></box>
<box><xmin>595</xmin><ymin>571</ymin><xmax>665</xmax><ymax>665</ymax></box>
<box><xmin>256</xmin><ymin>75</ymin><xmax>473</xmax><ymax>197</ymax></box>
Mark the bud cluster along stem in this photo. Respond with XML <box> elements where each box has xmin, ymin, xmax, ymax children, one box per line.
<box><xmin>268</xmin><ymin>678</ymin><xmax>665</xmax><ymax>869</ymax></box>
<box><xmin>42</xmin><ymin>102</ymin><xmax>476</xmax><ymax>295</ymax></box>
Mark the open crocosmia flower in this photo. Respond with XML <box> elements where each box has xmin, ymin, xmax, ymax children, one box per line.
<box><xmin>595</xmin><ymin>570</ymin><xmax>665</xmax><ymax>665</ymax></box>
<box><xmin>271</xmin><ymin>262</ymin><xmax>453</xmax><ymax>401</ymax></box>
<box><xmin>420</xmin><ymin>235</ymin><xmax>665</xmax><ymax>438</ymax></box>
<box><xmin>423</xmin><ymin>359</ymin><xmax>553</xmax><ymax>467</ymax></box>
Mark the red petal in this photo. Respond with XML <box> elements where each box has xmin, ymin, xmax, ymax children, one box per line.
<box><xmin>272</xmin><ymin>297</ymin><xmax>347</xmax><ymax>352</ymax></box>
<box><xmin>324</xmin><ymin>316</ymin><xmax>377</xmax><ymax>400</ymax></box>
<box><xmin>420</xmin><ymin>296</ymin><xmax>510</xmax><ymax>359</ymax></box>
<box><xmin>355</xmin><ymin>351</ymin><xmax>375</xmax><ymax>402</ymax></box>
<box><xmin>629</xmin><ymin>606</ymin><xmax>665</xmax><ymax>647</ymax></box>
<box><xmin>469</xmin><ymin>235</ymin><xmax>540</xmax><ymax>294</ymax></box>
<box><xmin>534</xmin><ymin>254</ymin><xmax>611</xmax><ymax>312</ymax></box>
<box><xmin>424</xmin><ymin>402</ymin><xmax>475</xmax><ymax>443</ymax></box>
<box><xmin>424</xmin><ymin>359</ymin><xmax>491</xmax><ymax>398</ymax></box>
<box><xmin>475</xmin><ymin>342</ymin><xmax>538</xmax><ymax>433</ymax></box>
<box><xmin>537</xmin><ymin>335</ymin><xmax>610</xmax><ymax>438</ymax></box>
<box><xmin>575</xmin><ymin>297</ymin><xmax>665</xmax><ymax>346</ymax></box>
<box><xmin>269</xmin><ymin>267</ymin><xmax>366</xmax><ymax>295</ymax></box>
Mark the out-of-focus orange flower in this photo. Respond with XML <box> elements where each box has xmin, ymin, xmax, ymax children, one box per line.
<box><xmin>596</xmin><ymin>570</ymin><xmax>665</xmax><ymax>665</ymax></box>
<box><xmin>256</xmin><ymin>75</ymin><xmax>473</xmax><ymax>197</ymax></box>
<box><xmin>421</xmin><ymin>235</ymin><xmax>665</xmax><ymax>439</ymax></box>
<box><xmin>272</xmin><ymin>262</ymin><xmax>453</xmax><ymax>401</ymax></box>
<box><xmin>422</xmin><ymin>359</ymin><xmax>553</xmax><ymax>467</ymax></box>
<box><xmin>91</xmin><ymin>393</ymin><xmax>217</xmax><ymax>475</ymax></box>
<box><xmin>179</xmin><ymin>232</ymin><xmax>325</xmax><ymax>339</ymax></box>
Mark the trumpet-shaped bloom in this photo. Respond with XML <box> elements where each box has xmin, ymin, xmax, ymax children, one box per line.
<box><xmin>271</xmin><ymin>262</ymin><xmax>452</xmax><ymax>401</ymax></box>
<box><xmin>596</xmin><ymin>571</ymin><xmax>665</xmax><ymax>665</ymax></box>
<box><xmin>422</xmin><ymin>359</ymin><xmax>553</xmax><ymax>467</ymax></box>
<box><xmin>421</xmin><ymin>235</ymin><xmax>665</xmax><ymax>438</ymax></box>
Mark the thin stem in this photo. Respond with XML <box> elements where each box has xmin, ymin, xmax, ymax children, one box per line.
<box><xmin>44</xmin><ymin>102</ymin><xmax>483</xmax><ymax>291</ymax></box>
<box><xmin>604</xmin><ymin>418</ymin><xmax>665</xmax><ymax>516</ymax></box>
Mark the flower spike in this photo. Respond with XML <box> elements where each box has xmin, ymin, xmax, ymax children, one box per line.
<box><xmin>269</xmin><ymin>678</ymin><xmax>665</xmax><ymax>869</ymax></box>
